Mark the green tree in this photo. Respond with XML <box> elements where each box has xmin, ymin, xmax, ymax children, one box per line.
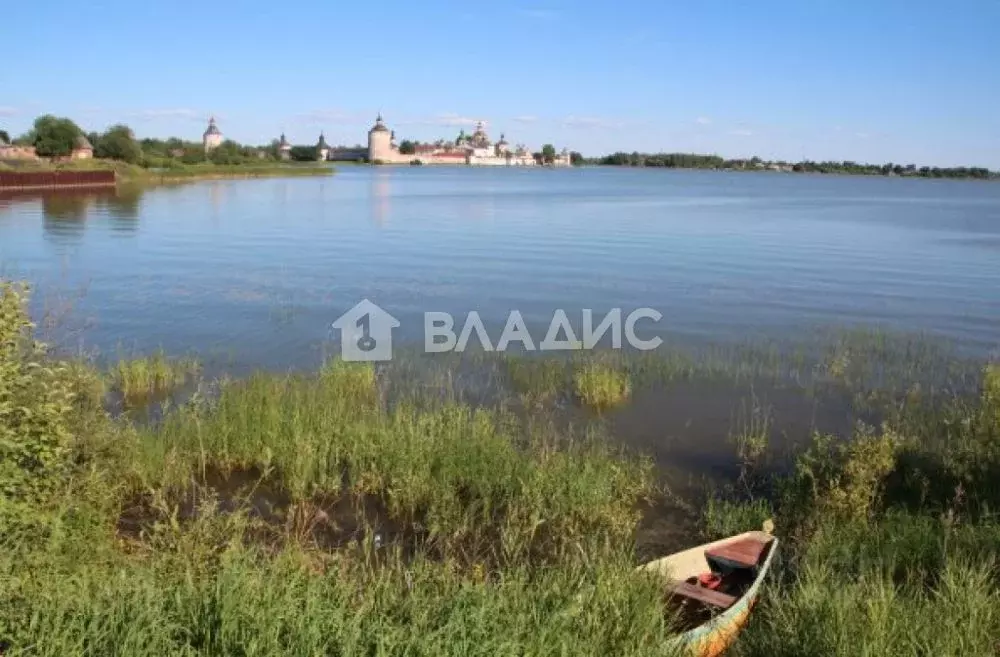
<box><xmin>31</xmin><ymin>115</ymin><xmax>84</xmax><ymax>157</ymax></box>
<box><xmin>0</xmin><ymin>130</ymin><xmax>9</xmax><ymax>145</ymax></box>
<box><xmin>289</xmin><ymin>145</ymin><xmax>318</xmax><ymax>162</ymax></box>
<box><xmin>180</xmin><ymin>149</ymin><xmax>207</xmax><ymax>165</ymax></box>
<box><xmin>541</xmin><ymin>144</ymin><xmax>556</xmax><ymax>164</ymax></box>
<box><xmin>569</xmin><ymin>151</ymin><xmax>583</xmax><ymax>166</ymax></box>
<box><xmin>209</xmin><ymin>139</ymin><xmax>248</xmax><ymax>165</ymax></box>
<box><xmin>94</xmin><ymin>124</ymin><xmax>143</xmax><ymax>164</ymax></box>
<box><xmin>398</xmin><ymin>140</ymin><xmax>416</xmax><ymax>155</ymax></box>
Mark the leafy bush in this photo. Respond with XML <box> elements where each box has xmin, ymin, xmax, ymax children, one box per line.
<box><xmin>0</xmin><ymin>283</ymin><xmax>75</xmax><ymax>531</ymax></box>
<box><xmin>785</xmin><ymin>426</ymin><xmax>901</xmax><ymax>526</ymax></box>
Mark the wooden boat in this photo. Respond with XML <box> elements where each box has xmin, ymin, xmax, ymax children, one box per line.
<box><xmin>636</xmin><ymin>522</ymin><xmax>778</xmax><ymax>657</ymax></box>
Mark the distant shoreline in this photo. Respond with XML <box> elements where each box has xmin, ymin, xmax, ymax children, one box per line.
<box><xmin>583</xmin><ymin>154</ymin><xmax>998</xmax><ymax>181</ymax></box>
<box><xmin>0</xmin><ymin>160</ymin><xmax>335</xmax><ymax>189</ymax></box>
<box><xmin>569</xmin><ymin>164</ymin><xmax>997</xmax><ymax>182</ymax></box>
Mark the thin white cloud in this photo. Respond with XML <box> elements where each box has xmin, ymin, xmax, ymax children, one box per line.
<box><xmin>436</xmin><ymin>113</ymin><xmax>484</xmax><ymax>127</ymax></box>
<box><xmin>398</xmin><ymin>113</ymin><xmax>485</xmax><ymax>127</ymax></box>
<box><xmin>518</xmin><ymin>8</ymin><xmax>559</xmax><ymax>19</ymax></box>
<box><xmin>695</xmin><ymin>117</ymin><xmax>712</xmax><ymax>125</ymax></box>
<box><xmin>562</xmin><ymin>115</ymin><xmax>626</xmax><ymax>129</ymax></box>
<box><xmin>730</xmin><ymin>129</ymin><xmax>754</xmax><ymax>136</ymax></box>
<box><xmin>512</xmin><ymin>115</ymin><xmax>538</xmax><ymax>123</ymax></box>
<box><xmin>129</xmin><ymin>108</ymin><xmax>202</xmax><ymax>120</ymax></box>
<box><xmin>0</xmin><ymin>106</ymin><xmax>20</xmax><ymax>117</ymax></box>
<box><xmin>297</xmin><ymin>109</ymin><xmax>356</xmax><ymax>124</ymax></box>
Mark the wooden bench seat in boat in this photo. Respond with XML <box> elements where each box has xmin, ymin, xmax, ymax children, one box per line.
<box><xmin>704</xmin><ymin>537</ymin><xmax>769</xmax><ymax>569</ymax></box>
<box><xmin>671</xmin><ymin>581</ymin><xmax>738</xmax><ymax>609</ymax></box>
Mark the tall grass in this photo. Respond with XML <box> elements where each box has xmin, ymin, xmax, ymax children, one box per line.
<box><xmin>130</xmin><ymin>359</ymin><xmax>653</xmax><ymax>563</ymax></box>
<box><xmin>111</xmin><ymin>350</ymin><xmax>200</xmax><ymax>402</ymax></box>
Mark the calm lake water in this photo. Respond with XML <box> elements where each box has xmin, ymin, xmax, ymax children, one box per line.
<box><xmin>1</xmin><ymin>167</ymin><xmax>999</xmax><ymax>368</ymax></box>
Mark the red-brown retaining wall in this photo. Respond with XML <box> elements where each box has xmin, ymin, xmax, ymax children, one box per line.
<box><xmin>0</xmin><ymin>170</ymin><xmax>117</xmax><ymax>190</ymax></box>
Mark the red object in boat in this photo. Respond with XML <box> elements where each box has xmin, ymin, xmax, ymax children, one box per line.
<box><xmin>698</xmin><ymin>572</ymin><xmax>722</xmax><ymax>589</ymax></box>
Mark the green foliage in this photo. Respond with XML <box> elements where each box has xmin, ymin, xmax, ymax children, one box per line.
<box><xmin>787</xmin><ymin>426</ymin><xmax>902</xmax><ymax>525</ymax></box>
<box><xmin>398</xmin><ymin>139</ymin><xmax>416</xmax><ymax>155</ymax></box>
<box><xmin>0</xmin><ymin>129</ymin><xmax>9</xmax><ymax>145</ymax></box>
<box><xmin>180</xmin><ymin>149</ymin><xmax>207</xmax><ymax>165</ymax></box>
<box><xmin>30</xmin><ymin>114</ymin><xmax>84</xmax><ymax>157</ymax></box>
<box><xmin>541</xmin><ymin>143</ymin><xmax>557</xmax><ymax>164</ymax></box>
<box><xmin>0</xmin><ymin>283</ymin><xmax>75</xmax><ymax>531</ymax></box>
<box><xmin>94</xmin><ymin>124</ymin><xmax>143</xmax><ymax>164</ymax></box>
<box><xmin>208</xmin><ymin>139</ymin><xmax>261</xmax><ymax>165</ymax></box>
<box><xmin>569</xmin><ymin>150</ymin><xmax>583</xmax><ymax>165</ymax></box>
<box><xmin>289</xmin><ymin>145</ymin><xmax>318</xmax><ymax>162</ymax></box>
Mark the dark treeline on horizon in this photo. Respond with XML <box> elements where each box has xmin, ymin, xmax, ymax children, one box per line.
<box><xmin>588</xmin><ymin>152</ymin><xmax>997</xmax><ymax>180</ymax></box>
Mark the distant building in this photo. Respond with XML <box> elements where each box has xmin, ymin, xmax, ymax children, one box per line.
<box><xmin>203</xmin><ymin>116</ymin><xmax>223</xmax><ymax>152</ymax></box>
<box><xmin>71</xmin><ymin>134</ymin><xmax>93</xmax><ymax>160</ymax></box>
<box><xmin>0</xmin><ymin>143</ymin><xmax>38</xmax><ymax>160</ymax></box>
<box><xmin>316</xmin><ymin>132</ymin><xmax>330</xmax><ymax>161</ymax></box>
<box><xmin>552</xmin><ymin>147</ymin><xmax>571</xmax><ymax>167</ymax></box>
<box><xmin>367</xmin><ymin>113</ymin><xmax>393</xmax><ymax>162</ymax></box>
<box><xmin>277</xmin><ymin>133</ymin><xmax>291</xmax><ymax>160</ymax></box>
<box><xmin>366</xmin><ymin>114</ymin><xmax>559</xmax><ymax>166</ymax></box>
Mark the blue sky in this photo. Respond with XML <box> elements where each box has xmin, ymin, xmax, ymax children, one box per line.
<box><xmin>2</xmin><ymin>0</ymin><xmax>998</xmax><ymax>167</ymax></box>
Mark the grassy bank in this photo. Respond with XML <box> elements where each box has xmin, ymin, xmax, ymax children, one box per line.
<box><xmin>2</xmin><ymin>280</ymin><xmax>999</xmax><ymax>655</ymax></box>
<box><xmin>0</xmin><ymin>158</ymin><xmax>335</xmax><ymax>184</ymax></box>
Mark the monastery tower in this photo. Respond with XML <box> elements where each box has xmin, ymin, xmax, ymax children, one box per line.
<box><xmin>367</xmin><ymin>113</ymin><xmax>392</xmax><ymax>162</ymax></box>
<box><xmin>203</xmin><ymin>116</ymin><xmax>223</xmax><ymax>152</ymax></box>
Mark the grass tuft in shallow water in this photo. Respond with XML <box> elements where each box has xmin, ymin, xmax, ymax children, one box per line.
<box><xmin>111</xmin><ymin>350</ymin><xmax>200</xmax><ymax>401</ymax></box>
<box><xmin>573</xmin><ymin>362</ymin><xmax>631</xmax><ymax>411</ymax></box>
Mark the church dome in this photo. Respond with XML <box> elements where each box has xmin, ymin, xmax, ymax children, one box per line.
<box><xmin>74</xmin><ymin>134</ymin><xmax>92</xmax><ymax>150</ymax></box>
<box><xmin>369</xmin><ymin>113</ymin><xmax>390</xmax><ymax>133</ymax></box>
<box><xmin>204</xmin><ymin>116</ymin><xmax>221</xmax><ymax>137</ymax></box>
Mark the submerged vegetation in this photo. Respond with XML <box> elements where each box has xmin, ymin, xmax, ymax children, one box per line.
<box><xmin>573</xmin><ymin>362</ymin><xmax>632</xmax><ymax>411</ymax></box>
<box><xmin>2</xmin><ymin>278</ymin><xmax>1000</xmax><ymax>654</ymax></box>
<box><xmin>111</xmin><ymin>349</ymin><xmax>200</xmax><ymax>402</ymax></box>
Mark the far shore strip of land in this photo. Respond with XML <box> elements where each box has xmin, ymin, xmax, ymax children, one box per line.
<box><xmin>0</xmin><ymin>159</ymin><xmax>335</xmax><ymax>189</ymax></box>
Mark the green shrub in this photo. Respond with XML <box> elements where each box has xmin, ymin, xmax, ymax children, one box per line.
<box><xmin>785</xmin><ymin>426</ymin><xmax>902</xmax><ymax>526</ymax></box>
<box><xmin>0</xmin><ymin>283</ymin><xmax>75</xmax><ymax>530</ymax></box>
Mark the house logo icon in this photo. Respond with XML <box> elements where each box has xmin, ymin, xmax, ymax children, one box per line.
<box><xmin>331</xmin><ymin>299</ymin><xmax>400</xmax><ymax>361</ymax></box>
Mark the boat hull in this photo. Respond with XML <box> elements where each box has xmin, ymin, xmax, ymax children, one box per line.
<box><xmin>637</xmin><ymin>530</ymin><xmax>778</xmax><ymax>657</ymax></box>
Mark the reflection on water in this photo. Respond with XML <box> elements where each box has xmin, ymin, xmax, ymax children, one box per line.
<box><xmin>43</xmin><ymin>192</ymin><xmax>94</xmax><ymax>222</ymax></box>
<box><xmin>0</xmin><ymin>188</ymin><xmax>148</xmax><ymax>240</ymax></box>
<box><xmin>371</xmin><ymin>172</ymin><xmax>390</xmax><ymax>226</ymax></box>
<box><xmin>97</xmin><ymin>186</ymin><xmax>143</xmax><ymax>229</ymax></box>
